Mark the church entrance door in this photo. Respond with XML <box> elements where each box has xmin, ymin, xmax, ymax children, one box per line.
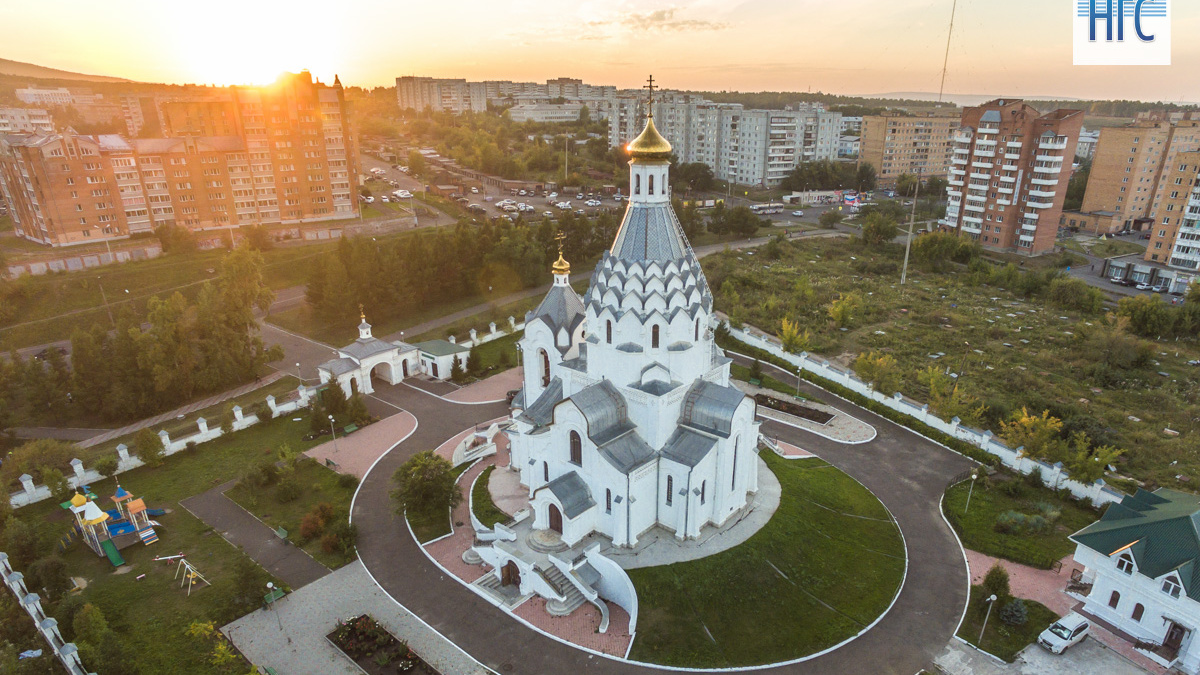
<box><xmin>548</xmin><ymin>504</ymin><xmax>563</xmax><ymax>534</ymax></box>
<box><xmin>501</xmin><ymin>561</ymin><xmax>520</xmax><ymax>587</ymax></box>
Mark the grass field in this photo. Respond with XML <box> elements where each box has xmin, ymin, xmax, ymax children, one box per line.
<box><xmin>9</xmin><ymin>413</ymin><xmax>329</xmax><ymax>674</ymax></box>
<box><xmin>225</xmin><ymin>455</ymin><xmax>358</xmax><ymax>569</ymax></box>
<box><xmin>627</xmin><ymin>453</ymin><xmax>904</xmax><ymax>668</ymax></box>
<box><xmin>708</xmin><ymin>236</ymin><xmax>1200</xmax><ymax>488</ymax></box>
<box><xmin>1060</xmin><ymin>237</ymin><xmax>1146</xmax><ymax>259</ymax></box>
<box><xmin>957</xmin><ymin>585</ymin><xmax>1059</xmax><ymax>662</ymax></box>
<box><xmin>943</xmin><ymin>474</ymin><xmax>1099</xmax><ymax>569</ymax></box>
<box><xmin>471</xmin><ymin>465</ymin><xmax>511</xmax><ymax>528</ymax></box>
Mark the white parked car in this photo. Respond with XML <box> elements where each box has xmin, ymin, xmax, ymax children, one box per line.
<box><xmin>792</xmin><ymin>210</ymin><xmax>805</xmax><ymax>217</ymax></box>
<box><xmin>470</xmin><ymin>187</ymin><xmax>479</xmax><ymax>194</ymax></box>
<box><xmin>543</xmin><ymin>211</ymin><xmax>554</xmax><ymax>217</ymax></box>
<box><xmin>548</xmin><ymin>192</ymin><xmax>558</xmax><ymax>199</ymax></box>
<box><xmin>1135</xmin><ymin>283</ymin><xmax>1153</xmax><ymax>291</ymax></box>
<box><xmin>380</xmin><ymin>195</ymin><xmax>390</xmax><ymax>203</ymax></box>
<box><xmin>1038</xmin><ymin>613</ymin><xmax>1089</xmax><ymax>654</ymax></box>
<box><xmin>586</xmin><ymin>199</ymin><xmax>601</xmax><ymax>207</ymax></box>
<box><xmin>365</xmin><ymin>196</ymin><xmax>375</xmax><ymax>203</ymax></box>
<box><xmin>399</xmin><ymin>166</ymin><xmax>410</xmax><ymax>173</ymax></box>
<box><xmin>394</xmin><ymin>190</ymin><xmax>412</xmax><ymax>199</ymax></box>
<box><xmin>519</xmin><ymin>189</ymin><xmax>527</xmax><ymax>196</ymax></box>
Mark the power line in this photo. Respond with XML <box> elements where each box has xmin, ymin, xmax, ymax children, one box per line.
<box><xmin>938</xmin><ymin>0</ymin><xmax>959</xmax><ymax>104</ymax></box>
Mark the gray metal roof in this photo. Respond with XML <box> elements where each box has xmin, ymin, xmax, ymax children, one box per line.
<box><xmin>570</xmin><ymin>380</ymin><xmax>634</xmax><ymax>445</ymax></box>
<box><xmin>679</xmin><ymin>380</ymin><xmax>747</xmax><ymax>438</ymax></box>
<box><xmin>610</xmin><ymin>203</ymin><xmax>689</xmax><ymax>263</ymax></box>
<box><xmin>598</xmin><ymin>430</ymin><xmax>656</xmax><ymax>474</ymax></box>
<box><xmin>414</xmin><ymin>339</ymin><xmax>469</xmax><ymax>357</ymax></box>
<box><xmin>518</xmin><ymin>377</ymin><xmax>562</xmax><ymax>427</ymax></box>
<box><xmin>661</xmin><ymin>427</ymin><xmax>717</xmax><ymax>468</ymax></box>
<box><xmin>980</xmin><ymin>110</ymin><xmax>1002</xmax><ymax>123</ymax></box>
<box><xmin>341</xmin><ymin>337</ymin><xmax>399</xmax><ymax>362</ymax></box>
<box><xmin>531</xmin><ymin>285</ymin><xmax>586</xmax><ymax>348</ymax></box>
<box><xmin>318</xmin><ymin>357</ymin><xmax>358</xmax><ymax>377</ymax></box>
<box><xmin>545</xmin><ymin>471</ymin><xmax>595</xmax><ymax>518</ymax></box>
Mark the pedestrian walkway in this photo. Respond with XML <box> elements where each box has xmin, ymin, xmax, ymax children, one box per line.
<box><xmin>222</xmin><ymin>560</ymin><xmax>492</xmax><ymax>675</ymax></box>
<box><xmin>78</xmin><ymin>371</ymin><xmax>289</xmax><ymax>448</ymax></box>
<box><xmin>304</xmin><ymin>411</ymin><xmax>417</xmax><ymax>480</ymax></box>
<box><xmin>180</xmin><ymin>479</ymin><xmax>329</xmax><ymax>589</ymax></box>
<box><xmin>934</xmin><ymin>635</ymin><xmax>1150</xmax><ymax>675</ymax></box>
<box><xmin>446</xmin><ymin>368</ymin><xmax>521</xmax><ymax>403</ymax></box>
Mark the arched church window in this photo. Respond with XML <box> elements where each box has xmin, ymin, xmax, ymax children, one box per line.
<box><xmin>1132</xmin><ymin>603</ymin><xmax>1145</xmax><ymax>622</ymax></box>
<box><xmin>543</xmin><ymin>461</ymin><xmax>549</xmax><ymax>483</ymax></box>
<box><xmin>635</xmin><ymin>174</ymin><xmax>641</xmax><ymax>195</ymax></box>
<box><xmin>606</xmin><ymin>489</ymin><xmax>612</xmax><ymax>513</ymax></box>
<box><xmin>540</xmin><ymin>349</ymin><xmax>550</xmax><ymax>387</ymax></box>
<box><xmin>652</xmin><ymin>325</ymin><xmax>660</xmax><ymax>349</ymax></box>
<box><xmin>1109</xmin><ymin>591</ymin><xmax>1120</xmax><ymax>609</ymax></box>
<box><xmin>606</xmin><ymin>320</ymin><xmax>612</xmax><ymax>344</ymax></box>
<box><xmin>731</xmin><ymin>439</ymin><xmax>738</xmax><ymax>490</ymax></box>
<box><xmin>700</xmin><ymin>480</ymin><xmax>706</xmax><ymax>505</ymax></box>
<box><xmin>666</xmin><ymin>476</ymin><xmax>673</xmax><ymax>505</ymax></box>
<box><xmin>570</xmin><ymin>431</ymin><xmax>582</xmax><ymax>465</ymax></box>
<box><xmin>648</xmin><ymin>174</ymin><xmax>655</xmax><ymax>195</ymax></box>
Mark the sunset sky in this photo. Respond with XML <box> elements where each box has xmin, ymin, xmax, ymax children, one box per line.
<box><xmin>4</xmin><ymin>0</ymin><xmax>1199</xmax><ymax>102</ymax></box>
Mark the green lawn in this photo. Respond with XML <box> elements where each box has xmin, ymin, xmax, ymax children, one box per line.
<box><xmin>8</xmin><ymin>414</ymin><xmax>329</xmax><ymax>674</ymax></box>
<box><xmin>957</xmin><ymin>585</ymin><xmax>1059</xmax><ymax>662</ymax></box>
<box><xmin>407</xmin><ymin>462</ymin><xmax>473</xmax><ymax>543</ymax></box>
<box><xmin>943</xmin><ymin>475</ymin><xmax>1099</xmax><ymax>569</ymax></box>
<box><xmin>225</xmin><ymin>455</ymin><xmax>358</xmax><ymax>569</ymax></box>
<box><xmin>627</xmin><ymin>454</ymin><xmax>905</xmax><ymax>668</ymax></box>
<box><xmin>1089</xmin><ymin>239</ymin><xmax>1146</xmax><ymax>258</ymax></box>
<box><xmin>471</xmin><ymin>466</ymin><xmax>510</xmax><ymax>528</ymax></box>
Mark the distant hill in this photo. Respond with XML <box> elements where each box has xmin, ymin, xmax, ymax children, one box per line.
<box><xmin>0</xmin><ymin>57</ymin><xmax>131</xmax><ymax>83</ymax></box>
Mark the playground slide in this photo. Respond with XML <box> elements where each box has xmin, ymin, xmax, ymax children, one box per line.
<box><xmin>100</xmin><ymin>540</ymin><xmax>125</xmax><ymax>567</ymax></box>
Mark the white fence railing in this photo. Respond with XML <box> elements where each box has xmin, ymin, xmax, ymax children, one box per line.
<box><xmin>728</xmin><ymin>323</ymin><xmax>1125</xmax><ymax>506</ymax></box>
<box><xmin>0</xmin><ymin>552</ymin><xmax>94</xmax><ymax>674</ymax></box>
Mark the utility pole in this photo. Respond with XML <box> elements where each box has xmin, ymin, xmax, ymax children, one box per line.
<box><xmin>97</xmin><ymin>277</ymin><xmax>114</xmax><ymax>327</ymax></box>
<box><xmin>900</xmin><ymin>175</ymin><xmax>921</xmax><ymax>284</ymax></box>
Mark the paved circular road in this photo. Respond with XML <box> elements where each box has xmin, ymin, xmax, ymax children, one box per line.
<box><xmin>354</xmin><ymin>364</ymin><xmax>975</xmax><ymax>674</ymax></box>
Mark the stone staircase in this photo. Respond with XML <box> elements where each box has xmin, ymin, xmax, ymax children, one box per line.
<box><xmin>541</xmin><ymin>566</ymin><xmax>587</xmax><ymax>616</ymax></box>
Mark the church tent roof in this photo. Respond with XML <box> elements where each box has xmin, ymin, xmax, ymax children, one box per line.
<box><xmin>610</xmin><ymin>204</ymin><xmax>690</xmax><ymax>263</ymax></box>
<box><xmin>518</xmin><ymin>378</ymin><xmax>563</xmax><ymax>427</ymax></box>
<box><xmin>598</xmin><ymin>430</ymin><xmax>657</xmax><ymax>474</ymax></box>
<box><xmin>530</xmin><ymin>285</ymin><xmax>586</xmax><ymax>343</ymax></box>
<box><xmin>679</xmin><ymin>381</ymin><xmax>747</xmax><ymax>438</ymax></box>
<box><xmin>661</xmin><ymin>427</ymin><xmax>718</xmax><ymax>468</ymax></box>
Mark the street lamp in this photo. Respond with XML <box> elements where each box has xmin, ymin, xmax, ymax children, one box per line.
<box><xmin>328</xmin><ymin>414</ymin><xmax>338</xmax><ymax>452</ymax></box>
<box><xmin>979</xmin><ymin>594</ymin><xmax>998</xmax><ymax>644</ymax></box>
<box><xmin>97</xmin><ymin>276</ymin><xmax>114</xmax><ymax>327</ymax></box>
<box><xmin>795</xmin><ymin>366</ymin><xmax>802</xmax><ymax>397</ymax></box>
<box><xmin>266</xmin><ymin>582</ymin><xmax>282</xmax><ymax>630</ymax></box>
<box><xmin>964</xmin><ymin>471</ymin><xmax>978</xmax><ymax>513</ymax></box>
<box><xmin>295</xmin><ymin>362</ymin><xmax>302</xmax><ymax>383</ymax></box>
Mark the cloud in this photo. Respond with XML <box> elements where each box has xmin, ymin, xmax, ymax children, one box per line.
<box><xmin>591</xmin><ymin>7</ymin><xmax>729</xmax><ymax>33</ymax></box>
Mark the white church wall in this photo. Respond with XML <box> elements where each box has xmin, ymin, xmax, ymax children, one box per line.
<box><xmin>628</xmin><ymin>461</ymin><xmax>659</xmax><ymax>544</ymax></box>
<box><xmin>583</xmin><ymin>544</ymin><xmax>640</xmax><ymax>632</ymax></box>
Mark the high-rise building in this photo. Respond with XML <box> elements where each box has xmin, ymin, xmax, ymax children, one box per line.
<box><xmin>858</xmin><ymin>113</ymin><xmax>959</xmax><ymax>187</ymax></box>
<box><xmin>1144</xmin><ymin>151</ymin><xmax>1200</xmax><ymax>269</ymax></box>
<box><xmin>1078</xmin><ymin>118</ymin><xmax>1200</xmax><ymax>232</ymax></box>
<box><xmin>0</xmin><ymin>108</ymin><xmax>55</xmax><ymax>134</ymax></box>
<box><xmin>15</xmin><ymin>86</ymin><xmax>73</xmax><ymax>107</ymax></box>
<box><xmin>941</xmin><ymin>99</ymin><xmax>1083</xmax><ymax>256</ymax></box>
<box><xmin>0</xmin><ymin>72</ymin><xmax>356</xmax><ymax>248</ymax></box>
<box><xmin>395</xmin><ymin>77</ymin><xmax>488</xmax><ymax>114</ymax></box>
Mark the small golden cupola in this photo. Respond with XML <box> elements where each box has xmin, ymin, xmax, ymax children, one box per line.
<box><xmin>626</xmin><ymin>75</ymin><xmax>672</xmax><ymax>160</ymax></box>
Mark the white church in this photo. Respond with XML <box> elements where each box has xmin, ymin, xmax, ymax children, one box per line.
<box><xmin>506</xmin><ymin>102</ymin><xmax>760</xmax><ymax>550</ymax></box>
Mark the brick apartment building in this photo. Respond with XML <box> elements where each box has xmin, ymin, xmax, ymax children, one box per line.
<box><xmin>941</xmin><ymin>99</ymin><xmax>1083</xmax><ymax>256</ymax></box>
<box><xmin>0</xmin><ymin>71</ymin><xmax>358</xmax><ymax>248</ymax></box>
<box><xmin>857</xmin><ymin>113</ymin><xmax>959</xmax><ymax>187</ymax></box>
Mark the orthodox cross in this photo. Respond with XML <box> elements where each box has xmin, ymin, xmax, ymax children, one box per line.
<box><xmin>359</xmin><ymin>303</ymin><xmax>365</xmax><ymax>321</ymax></box>
<box><xmin>555</xmin><ymin>230</ymin><xmax>567</xmax><ymax>255</ymax></box>
<box><xmin>644</xmin><ymin>74</ymin><xmax>656</xmax><ymax>107</ymax></box>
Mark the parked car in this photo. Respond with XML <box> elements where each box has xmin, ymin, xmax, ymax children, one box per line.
<box><xmin>365</xmin><ymin>196</ymin><xmax>375</xmax><ymax>203</ymax></box>
<box><xmin>471</xmin><ymin>187</ymin><xmax>479</xmax><ymax>194</ymax></box>
<box><xmin>543</xmin><ymin>211</ymin><xmax>554</xmax><ymax>217</ymax></box>
<box><xmin>399</xmin><ymin>166</ymin><xmax>410</xmax><ymax>173</ymax></box>
<box><xmin>1038</xmin><ymin>613</ymin><xmax>1089</xmax><ymax>654</ymax></box>
<box><xmin>576</xmin><ymin>194</ymin><xmax>584</xmax><ymax>200</ymax></box>
<box><xmin>792</xmin><ymin>210</ymin><xmax>805</xmax><ymax>217</ymax></box>
<box><xmin>380</xmin><ymin>195</ymin><xmax>390</xmax><ymax>203</ymax></box>
<box><xmin>1135</xmin><ymin>282</ymin><xmax>1153</xmax><ymax>291</ymax></box>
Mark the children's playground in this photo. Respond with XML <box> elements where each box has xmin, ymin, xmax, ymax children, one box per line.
<box><xmin>62</xmin><ymin>485</ymin><xmax>166</xmax><ymax>566</ymax></box>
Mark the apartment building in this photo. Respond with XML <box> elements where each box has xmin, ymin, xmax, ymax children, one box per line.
<box><xmin>941</xmin><ymin>99</ymin><xmax>1083</xmax><ymax>256</ymax></box>
<box><xmin>0</xmin><ymin>108</ymin><xmax>54</xmax><ymax>134</ymax></box>
<box><xmin>508</xmin><ymin>103</ymin><xmax>588</xmax><ymax>123</ymax></box>
<box><xmin>1142</xmin><ymin>152</ymin><xmax>1200</xmax><ymax>268</ymax></box>
<box><xmin>1077</xmin><ymin>118</ymin><xmax>1200</xmax><ymax>233</ymax></box>
<box><xmin>0</xmin><ymin>72</ymin><xmax>357</xmax><ymax>247</ymax></box>
<box><xmin>395</xmin><ymin>77</ymin><xmax>488</xmax><ymax>114</ymax></box>
<box><xmin>858</xmin><ymin>113</ymin><xmax>958</xmax><ymax>187</ymax></box>
<box><xmin>15</xmin><ymin>86</ymin><xmax>74</xmax><ymax>107</ymax></box>
<box><xmin>1076</xmin><ymin>128</ymin><xmax>1100</xmax><ymax>159</ymax></box>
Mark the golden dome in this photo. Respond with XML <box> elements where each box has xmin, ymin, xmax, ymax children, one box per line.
<box><xmin>552</xmin><ymin>252</ymin><xmax>570</xmax><ymax>275</ymax></box>
<box><xmin>627</xmin><ymin>114</ymin><xmax>672</xmax><ymax>159</ymax></box>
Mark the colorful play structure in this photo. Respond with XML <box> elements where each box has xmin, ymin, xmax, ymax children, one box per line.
<box><xmin>62</xmin><ymin>484</ymin><xmax>163</xmax><ymax>566</ymax></box>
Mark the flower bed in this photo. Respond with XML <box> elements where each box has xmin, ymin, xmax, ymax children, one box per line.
<box><xmin>327</xmin><ymin>615</ymin><xmax>439</xmax><ymax>674</ymax></box>
<box><xmin>753</xmin><ymin>393</ymin><xmax>835</xmax><ymax>424</ymax></box>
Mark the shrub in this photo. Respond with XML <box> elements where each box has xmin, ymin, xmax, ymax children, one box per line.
<box><xmin>994</xmin><ymin>510</ymin><xmax>1026</xmax><ymax>534</ymax></box>
<box><xmin>242</xmin><ymin>460</ymin><xmax>279</xmax><ymax>489</ymax></box>
<box><xmin>337</xmin><ymin>473</ymin><xmax>359</xmax><ymax>489</ymax></box>
<box><xmin>93</xmin><ymin>456</ymin><xmax>119</xmax><ymax>480</ymax></box>
<box><xmin>391</xmin><ymin>451</ymin><xmax>463</xmax><ymax>517</ymax></box>
<box><xmin>320</xmin><ymin>532</ymin><xmax>339</xmax><ymax>553</ymax></box>
<box><xmin>1027</xmin><ymin>514</ymin><xmax>1049</xmax><ymax>533</ymax></box>
<box><xmin>134</xmin><ymin>428</ymin><xmax>164</xmax><ymax>467</ymax></box>
<box><xmin>27</xmin><ymin>555</ymin><xmax>71</xmax><ymax>597</ymax></box>
<box><xmin>982</xmin><ymin>563</ymin><xmax>1011</xmax><ymax>601</ymax></box>
<box><xmin>0</xmin><ymin>439</ymin><xmax>74</xmax><ymax>484</ymax></box>
<box><xmin>253</xmin><ymin>401</ymin><xmax>273</xmax><ymax>421</ymax></box>
<box><xmin>999</xmin><ymin>598</ymin><xmax>1028</xmax><ymax>626</ymax></box>
<box><xmin>274</xmin><ymin>479</ymin><xmax>300</xmax><ymax>504</ymax></box>
<box><xmin>42</xmin><ymin>467</ymin><xmax>72</xmax><ymax>503</ymax></box>
<box><xmin>997</xmin><ymin>478</ymin><xmax>1025</xmax><ymax>498</ymax></box>
<box><xmin>299</xmin><ymin>513</ymin><xmax>325</xmax><ymax>542</ymax></box>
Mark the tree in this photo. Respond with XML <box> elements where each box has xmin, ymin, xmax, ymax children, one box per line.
<box><xmin>1064</xmin><ymin>158</ymin><xmax>1090</xmax><ymax>211</ymax></box>
<box><xmin>450</xmin><ymin>357</ymin><xmax>468</xmax><ymax>384</ymax></box>
<box><xmin>391</xmin><ymin>451</ymin><xmax>463</xmax><ymax>517</ymax></box>
<box><xmin>818</xmin><ymin>209</ymin><xmax>843</xmax><ymax>228</ymax></box>
<box><xmin>1117</xmin><ymin>293</ymin><xmax>1175</xmax><ymax>337</ymax></box>
<box><xmin>242</xmin><ymin>224</ymin><xmax>274</xmax><ymax>251</ymax></box>
<box><xmin>911</xmin><ymin>231</ymin><xmax>977</xmax><ymax>271</ymax></box>
<box><xmin>924</xmin><ymin>176</ymin><xmax>948</xmax><ymax>196</ymax></box>
<box><xmin>577</xmin><ymin>104</ymin><xmax>590</xmax><ymax>124</ymax></box>
<box><xmin>0</xmin><ymin>439</ymin><xmax>74</xmax><ymax>485</ymax></box>
<box><xmin>673</xmin><ymin>162</ymin><xmax>716</xmax><ymax>192</ymax></box>
<box><xmin>346</xmin><ymin>392</ymin><xmax>370</xmax><ymax>426</ymax></box>
<box><xmin>853</xmin><ymin>352</ymin><xmax>900</xmax><ymax>394</ymax></box>
<box><xmin>894</xmin><ymin>173</ymin><xmax>919</xmax><ymax>198</ymax></box>
<box><xmin>42</xmin><ymin>467</ymin><xmax>71</xmax><ymax>503</ymax></box>
<box><xmin>407</xmin><ymin>150</ymin><xmax>427</xmax><ymax>176</ymax></box>
<box><xmin>982</xmin><ymin>563</ymin><xmax>1011</xmax><ymax>600</ymax></box>
<box><xmin>466</xmin><ymin>346</ymin><xmax>482</xmax><ymax>375</ymax></box>
<box><xmin>1001</xmin><ymin>408</ymin><xmax>1065</xmax><ymax>462</ymax></box>
<box><xmin>92</xmin><ymin>456</ymin><xmax>119</xmax><ymax>481</ymax></box>
<box><xmin>723</xmin><ymin>206</ymin><xmax>763</xmax><ymax>237</ymax></box>
<box><xmin>859</xmin><ymin>212</ymin><xmax>899</xmax><ymax>247</ymax></box>
<box><xmin>1065</xmin><ymin>432</ymin><xmax>1122</xmax><ymax>484</ymax></box>
<box><xmin>778</xmin><ymin>317</ymin><xmax>811</xmax><ymax>353</ymax></box>
<box><xmin>917</xmin><ymin>366</ymin><xmax>988</xmax><ymax>427</ymax></box>
<box><xmin>323</xmin><ymin>381</ymin><xmax>348</xmax><ymax>415</ymax></box>
<box><xmin>827</xmin><ymin>292</ymin><xmax>863</xmax><ymax>328</ymax></box>
<box><xmin>999</xmin><ymin>598</ymin><xmax>1029</xmax><ymax>626</ymax></box>
<box><xmin>134</xmin><ymin>428</ymin><xmax>164</xmax><ymax>467</ymax></box>
<box><xmin>26</xmin><ymin>556</ymin><xmax>70</xmax><ymax>597</ymax></box>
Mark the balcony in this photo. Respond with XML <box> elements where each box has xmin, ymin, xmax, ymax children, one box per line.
<box><xmin>949</xmin><ymin>167</ymin><xmax>967</xmax><ymax>177</ymax></box>
<box><xmin>972</xmin><ymin>161</ymin><xmax>994</xmax><ymax>169</ymax></box>
<box><xmin>978</xmin><ymin>126</ymin><xmax>999</xmax><ymax>134</ymax></box>
<box><xmin>1027</xmin><ymin>199</ymin><xmax>1054</xmax><ymax>209</ymax></box>
<box><xmin>948</xmin><ymin>178</ymin><xmax>965</xmax><ymax>187</ymax></box>
<box><xmin>1006</xmin><ymin>140</ymin><xmax>1023</xmax><ymax>148</ymax></box>
<box><xmin>966</xmin><ymin>192</ymin><xmax>987</xmax><ymax>201</ymax></box>
<box><xmin>998</xmin><ymin>185</ymin><xmax>1014</xmax><ymax>195</ymax></box>
<box><xmin>947</xmin><ymin>188</ymin><xmax>963</xmax><ymax>197</ymax></box>
<box><xmin>1031</xmin><ymin>176</ymin><xmax>1059</xmax><ymax>187</ymax></box>
<box><xmin>1001</xmin><ymin>162</ymin><xmax>1020</xmax><ymax>172</ymax></box>
<box><xmin>961</xmin><ymin>222</ymin><xmax>983</xmax><ymax>234</ymax></box>
<box><xmin>1033</xmin><ymin>164</ymin><xmax>1063</xmax><ymax>174</ymax></box>
<box><xmin>952</xmin><ymin>157</ymin><xmax>969</xmax><ymax>166</ymax></box>
<box><xmin>1004</xmin><ymin>152</ymin><xmax>1021</xmax><ymax>160</ymax></box>
<box><xmin>976</xmin><ymin>138</ymin><xmax>998</xmax><ymax>147</ymax></box>
<box><xmin>1039</xmin><ymin>138</ymin><xmax>1069</xmax><ymax>151</ymax></box>
<box><xmin>1036</xmin><ymin>153</ymin><xmax>1064</xmax><ymax>163</ymax></box>
<box><xmin>999</xmin><ymin>175</ymin><xmax>1017</xmax><ymax>183</ymax></box>
<box><xmin>954</xmin><ymin>147</ymin><xmax>970</xmax><ymax>155</ymax></box>
<box><xmin>969</xmin><ymin>172</ymin><xmax>992</xmax><ymax>181</ymax></box>
<box><xmin>1024</xmin><ymin>211</ymin><xmax>1039</xmax><ymax>221</ymax></box>
<box><xmin>964</xmin><ymin>203</ymin><xmax>985</xmax><ymax>213</ymax></box>
<box><xmin>975</xmin><ymin>150</ymin><xmax>996</xmax><ymax>158</ymax></box>
<box><xmin>1019</xmin><ymin>233</ymin><xmax>1035</xmax><ymax>243</ymax></box>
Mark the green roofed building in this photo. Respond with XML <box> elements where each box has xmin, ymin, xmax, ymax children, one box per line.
<box><xmin>414</xmin><ymin>339</ymin><xmax>469</xmax><ymax>381</ymax></box>
<box><xmin>1069</xmin><ymin>488</ymin><xmax>1200</xmax><ymax>672</ymax></box>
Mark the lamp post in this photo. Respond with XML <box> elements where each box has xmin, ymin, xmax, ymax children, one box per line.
<box><xmin>795</xmin><ymin>366</ymin><xmax>802</xmax><ymax>397</ymax></box>
<box><xmin>964</xmin><ymin>471</ymin><xmax>978</xmax><ymax>513</ymax></box>
<box><xmin>295</xmin><ymin>362</ymin><xmax>302</xmax><ymax>383</ymax></box>
<box><xmin>954</xmin><ymin>341</ymin><xmax>971</xmax><ymax>395</ymax></box>
<box><xmin>979</xmin><ymin>594</ymin><xmax>998</xmax><ymax>644</ymax></box>
<box><xmin>266</xmin><ymin>582</ymin><xmax>283</xmax><ymax>630</ymax></box>
<box><xmin>328</xmin><ymin>414</ymin><xmax>338</xmax><ymax>454</ymax></box>
<box><xmin>97</xmin><ymin>277</ymin><xmax>114</xmax><ymax>327</ymax></box>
